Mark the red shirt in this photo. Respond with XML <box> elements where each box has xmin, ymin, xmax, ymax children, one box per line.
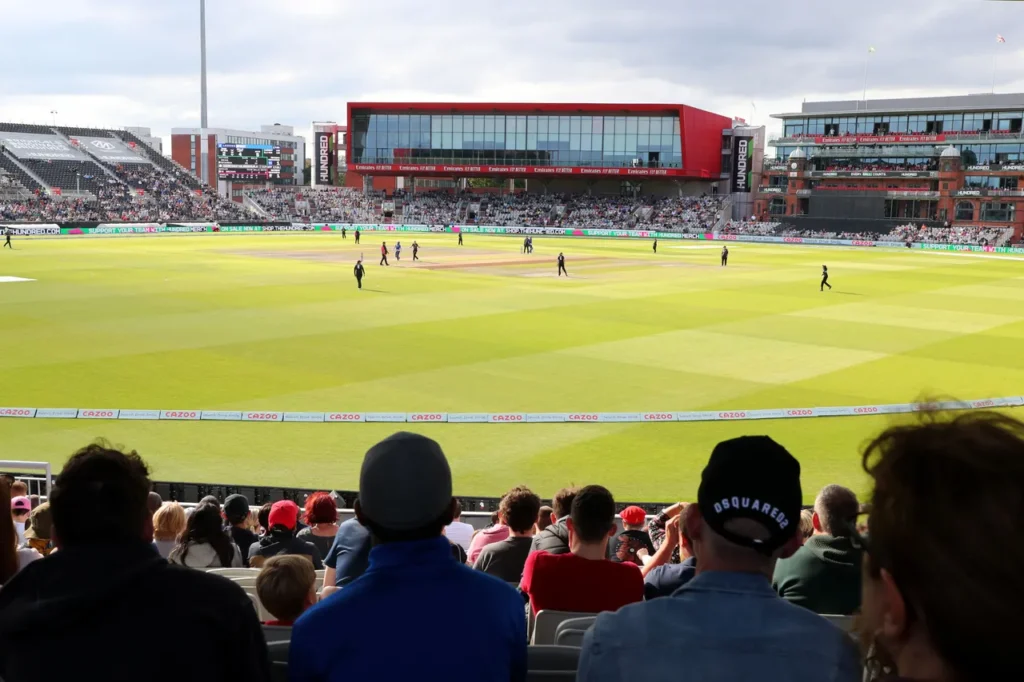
<box><xmin>520</xmin><ymin>551</ymin><xmax>643</xmax><ymax>615</ymax></box>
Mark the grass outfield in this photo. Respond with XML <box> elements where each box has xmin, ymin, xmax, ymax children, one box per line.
<box><xmin>3</xmin><ymin>232</ymin><xmax>1024</xmax><ymax>503</ymax></box>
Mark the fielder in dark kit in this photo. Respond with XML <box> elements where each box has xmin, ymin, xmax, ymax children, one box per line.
<box><xmin>653</xmin><ymin>238</ymin><xmax>657</xmax><ymax>254</ymax></box>
<box><xmin>557</xmin><ymin>252</ymin><xmax>567</xmax><ymax>277</ymax></box>
<box><xmin>412</xmin><ymin>241</ymin><xmax>419</xmax><ymax>261</ymax></box>
<box><xmin>341</xmin><ymin>226</ymin><xmax>347</xmax><ymax>239</ymax></box>
<box><xmin>3</xmin><ymin>228</ymin><xmax>11</xmax><ymax>249</ymax></box>
<box><xmin>458</xmin><ymin>230</ymin><xmax>463</xmax><ymax>246</ymax></box>
<box><xmin>354</xmin><ymin>259</ymin><xmax>365</xmax><ymax>289</ymax></box>
<box><xmin>821</xmin><ymin>264</ymin><xmax>831</xmax><ymax>291</ymax></box>
<box><xmin>354</xmin><ymin>229</ymin><xmax>361</xmax><ymax>244</ymax></box>
<box><xmin>380</xmin><ymin>242</ymin><xmax>389</xmax><ymax>266</ymax></box>
<box><xmin>721</xmin><ymin>246</ymin><xmax>728</xmax><ymax>266</ymax></box>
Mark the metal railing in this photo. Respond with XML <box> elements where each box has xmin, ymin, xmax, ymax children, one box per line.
<box><xmin>1</xmin><ymin>462</ymin><xmax>52</xmax><ymax>496</ymax></box>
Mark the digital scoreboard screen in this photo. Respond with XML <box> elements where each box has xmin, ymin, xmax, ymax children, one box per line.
<box><xmin>216</xmin><ymin>143</ymin><xmax>281</xmax><ymax>180</ymax></box>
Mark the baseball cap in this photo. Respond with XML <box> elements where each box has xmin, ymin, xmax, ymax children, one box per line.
<box><xmin>11</xmin><ymin>496</ymin><xmax>30</xmax><ymax>513</ymax></box>
<box><xmin>620</xmin><ymin>506</ymin><xmax>647</xmax><ymax>526</ymax></box>
<box><xmin>697</xmin><ymin>436</ymin><xmax>802</xmax><ymax>555</ymax></box>
<box><xmin>223</xmin><ymin>494</ymin><xmax>250</xmax><ymax>520</ymax></box>
<box><xmin>268</xmin><ymin>500</ymin><xmax>299</xmax><ymax>531</ymax></box>
<box><xmin>358</xmin><ymin>432</ymin><xmax>452</xmax><ymax>531</ymax></box>
<box><xmin>24</xmin><ymin>502</ymin><xmax>52</xmax><ymax>540</ymax></box>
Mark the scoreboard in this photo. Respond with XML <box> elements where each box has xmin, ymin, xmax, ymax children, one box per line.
<box><xmin>217</xmin><ymin>143</ymin><xmax>281</xmax><ymax>180</ymax></box>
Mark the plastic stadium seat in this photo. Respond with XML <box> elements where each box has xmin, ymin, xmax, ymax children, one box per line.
<box><xmin>527</xmin><ymin>645</ymin><xmax>580</xmax><ymax>681</ymax></box>
<box><xmin>262</xmin><ymin>625</ymin><xmax>292</xmax><ymax>643</ymax></box>
<box><xmin>553</xmin><ymin>616</ymin><xmax>596</xmax><ymax>648</ymax></box>
<box><xmin>230</xmin><ymin>576</ymin><xmax>259</xmax><ymax>589</ymax></box>
<box><xmin>531</xmin><ymin>610</ymin><xmax>595</xmax><ymax>645</ymax></box>
<box><xmin>207</xmin><ymin>568</ymin><xmax>260</xmax><ymax>578</ymax></box>
<box><xmin>266</xmin><ymin>640</ymin><xmax>289</xmax><ymax>682</ymax></box>
<box><xmin>315</xmin><ymin>569</ymin><xmax>326</xmax><ymax>581</ymax></box>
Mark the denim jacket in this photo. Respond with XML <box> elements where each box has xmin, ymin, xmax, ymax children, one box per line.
<box><xmin>577</xmin><ymin>570</ymin><xmax>862</xmax><ymax>682</ymax></box>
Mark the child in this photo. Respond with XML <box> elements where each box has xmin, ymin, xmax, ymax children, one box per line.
<box><xmin>256</xmin><ymin>555</ymin><xmax>318</xmax><ymax>626</ymax></box>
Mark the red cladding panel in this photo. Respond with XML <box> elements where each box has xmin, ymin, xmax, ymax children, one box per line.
<box><xmin>680</xmin><ymin>105</ymin><xmax>731</xmax><ymax>179</ymax></box>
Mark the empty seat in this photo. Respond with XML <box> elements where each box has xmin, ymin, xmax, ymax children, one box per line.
<box><xmin>266</xmin><ymin>640</ymin><xmax>289</xmax><ymax>682</ymax></box>
<box><xmin>527</xmin><ymin>645</ymin><xmax>580</xmax><ymax>682</ymax></box>
<box><xmin>553</xmin><ymin>616</ymin><xmax>596</xmax><ymax>648</ymax></box>
<box><xmin>532</xmin><ymin>610</ymin><xmax>596</xmax><ymax>645</ymax></box>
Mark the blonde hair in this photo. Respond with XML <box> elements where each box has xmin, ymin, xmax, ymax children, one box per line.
<box><xmin>799</xmin><ymin>509</ymin><xmax>814</xmax><ymax>540</ymax></box>
<box><xmin>256</xmin><ymin>555</ymin><xmax>316</xmax><ymax>622</ymax></box>
<box><xmin>152</xmin><ymin>502</ymin><xmax>186</xmax><ymax>542</ymax></box>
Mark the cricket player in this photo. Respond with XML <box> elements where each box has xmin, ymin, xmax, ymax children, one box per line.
<box><xmin>557</xmin><ymin>252</ymin><xmax>567</xmax><ymax>277</ymax></box>
<box><xmin>3</xmin><ymin>228</ymin><xmax>11</xmax><ymax>249</ymax></box>
<box><xmin>395</xmin><ymin>242</ymin><xmax>402</xmax><ymax>261</ymax></box>
<box><xmin>721</xmin><ymin>246</ymin><xmax>728</xmax><ymax>266</ymax></box>
<box><xmin>354</xmin><ymin>259</ymin><xmax>365</xmax><ymax>289</ymax></box>
<box><xmin>821</xmin><ymin>265</ymin><xmax>831</xmax><ymax>291</ymax></box>
<box><xmin>412</xmin><ymin>241</ymin><xmax>420</xmax><ymax>261</ymax></box>
<box><xmin>380</xmin><ymin>242</ymin><xmax>390</xmax><ymax>266</ymax></box>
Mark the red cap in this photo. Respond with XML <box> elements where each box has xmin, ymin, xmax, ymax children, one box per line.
<box><xmin>268</xmin><ymin>500</ymin><xmax>299</xmax><ymax>531</ymax></box>
<box><xmin>620</xmin><ymin>506</ymin><xmax>647</xmax><ymax>526</ymax></box>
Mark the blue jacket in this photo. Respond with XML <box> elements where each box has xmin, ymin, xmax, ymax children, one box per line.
<box><xmin>290</xmin><ymin>535</ymin><xmax>527</xmax><ymax>682</ymax></box>
<box><xmin>578</xmin><ymin>570</ymin><xmax>861</xmax><ymax>682</ymax></box>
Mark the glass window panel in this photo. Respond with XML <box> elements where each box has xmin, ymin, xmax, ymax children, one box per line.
<box><xmin>484</xmin><ymin>117</ymin><xmax>495</xmax><ymax>134</ymax></box>
<box><xmin>570</xmin><ymin>117</ymin><xmax>581</xmax><ymax>135</ymax></box>
<box><xmin>559</xmin><ymin>118</ymin><xmax>570</xmax><ymax>135</ymax></box>
<box><xmin>441</xmin><ymin>132</ymin><xmax>452</xmax><ymax>149</ymax></box>
<box><xmin>672</xmin><ymin>118</ymin><xmax>680</xmax><ymax>134</ymax></box>
<box><xmin>626</xmin><ymin>117</ymin><xmax>638</xmax><ymax>134</ymax></box>
<box><xmin>638</xmin><ymin>118</ymin><xmax>650</xmax><ymax>135</ymax></box>
<box><xmin>625</xmin><ymin>133</ymin><xmax>637</xmax><ymax>154</ymax></box>
<box><xmin>650</xmin><ymin>118</ymin><xmax>661</xmax><ymax>136</ymax></box>
<box><xmin>516</xmin><ymin>133</ymin><xmax>526</xmax><ymax>150</ymax></box>
<box><xmin>614</xmin><ymin>133</ymin><xmax>625</xmax><ymax>153</ymax></box>
<box><xmin>527</xmin><ymin>132</ymin><xmax>537</xmax><ymax>150</ymax></box>
<box><xmin>452</xmin><ymin>117</ymin><xmax>463</xmax><ymax>133</ymax></box>
<box><xmin>398</xmin><ymin>131</ymin><xmax>410</xmax><ymax>147</ymax></box>
<box><xmin>570</xmin><ymin>133</ymin><xmax>581</xmax><ymax>151</ymax></box>
<box><xmin>592</xmin><ymin>118</ymin><xmax>603</xmax><ymax>135</ymax></box>
<box><xmin>387</xmin><ymin>114</ymin><xmax>398</xmax><ymax>131</ymax></box>
<box><xmin>538</xmin><ymin>117</ymin><xmax>548</xmax><ymax>134</ymax></box>
<box><xmin>431</xmin><ymin>117</ymin><xmax>442</xmax><ymax>134</ymax></box>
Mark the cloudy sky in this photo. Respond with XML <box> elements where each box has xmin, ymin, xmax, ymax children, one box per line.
<box><xmin>1</xmin><ymin>0</ymin><xmax>1022</xmax><ymax>151</ymax></box>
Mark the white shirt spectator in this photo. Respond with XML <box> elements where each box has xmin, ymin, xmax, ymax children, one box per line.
<box><xmin>445</xmin><ymin>520</ymin><xmax>475</xmax><ymax>552</ymax></box>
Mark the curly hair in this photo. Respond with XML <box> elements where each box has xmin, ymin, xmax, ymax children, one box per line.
<box><xmin>500</xmin><ymin>486</ymin><xmax>541</xmax><ymax>533</ymax></box>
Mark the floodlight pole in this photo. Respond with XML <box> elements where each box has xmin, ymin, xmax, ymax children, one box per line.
<box><xmin>200</xmin><ymin>0</ymin><xmax>208</xmax><ymax>128</ymax></box>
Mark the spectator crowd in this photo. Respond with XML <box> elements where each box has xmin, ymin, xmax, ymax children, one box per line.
<box><xmin>722</xmin><ymin>219</ymin><xmax>1013</xmax><ymax>246</ymax></box>
<box><xmin>2</xmin><ymin>407</ymin><xmax>1022</xmax><ymax>681</ymax></box>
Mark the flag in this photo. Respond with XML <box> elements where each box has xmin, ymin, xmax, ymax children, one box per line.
<box><xmin>996</xmin><ymin>34</ymin><xmax>1006</xmax><ymax>43</ymax></box>
<box><xmin>868</xmin><ymin>46</ymin><xmax>876</xmax><ymax>53</ymax></box>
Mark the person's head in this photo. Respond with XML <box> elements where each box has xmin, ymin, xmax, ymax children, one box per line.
<box><xmin>152</xmin><ymin>502</ymin><xmax>186</xmax><ymax>542</ymax></box>
<box><xmin>501</xmin><ymin>486</ymin><xmax>541</xmax><ymax>536</ymax></box>
<box><xmin>25</xmin><ymin>501</ymin><xmax>52</xmax><ymax>543</ymax></box>
<box><xmin>177</xmin><ymin>502</ymin><xmax>235</xmax><ymax>566</ymax></box>
<box><xmin>686</xmin><ymin>435</ymin><xmax>802</xmax><ymax>577</ymax></box>
<box><xmin>258</xmin><ymin>502</ymin><xmax>273</xmax><ymax>535</ymax></box>
<box><xmin>812</xmin><ymin>484</ymin><xmax>859</xmax><ymax>537</ymax></box>
<box><xmin>198</xmin><ymin>495</ymin><xmax>220</xmax><ymax>511</ymax></box>
<box><xmin>799</xmin><ymin>509</ymin><xmax>814</xmax><ymax>541</ymax></box>
<box><xmin>223</xmin><ymin>494</ymin><xmax>251</xmax><ymax>527</ymax></box>
<box><xmin>10</xmin><ymin>481</ymin><xmax>28</xmax><ymax>498</ymax></box>
<box><xmin>256</xmin><ymin>554</ymin><xmax>317</xmax><ymax>624</ymax></box>
<box><xmin>354</xmin><ymin>432</ymin><xmax>456</xmax><ymax>545</ymax></box>
<box><xmin>28</xmin><ymin>494</ymin><xmax>40</xmax><ymax>510</ymax></box>
<box><xmin>619</xmin><ymin>506</ymin><xmax>647</xmax><ymax>531</ymax></box>
<box><xmin>452</xmin><ymin>498</ymin><xmax>463</xmax><ymax>520</ymax></box>
<box><xmin>11</xmin><ymin>496</ymin><xmax>30</xmax><ymax>523</ymax></box>
<box><xmin>566</xmin><ymin>485</ymin><xmax>617</xmax><ymax>555</ymax></box>
<box><xmin>551</xmin><ymin>487</ymin><xmax>579</xmax><ymax>522</ymax></box>
<box><xmin>1</xmin><ymin>479</ymin><xmax>18</xmax><ymax>584</ymax></box>
<box><xmin>303</xmin><ymin>492</ymin><xmax>337</xmax><ymax>526</ymax></box>
<box><xmin>268</xmin><ymin>500</ymin><xmax>300</xmax><ymax>537</ymax></box>
<box><xmin>536</xmin><ymin>505</ymin><xmax>554</xmax><ymax>532</ymax></box>
<box><xmin>147</xmin><ymin>491</ymin><xmax>163</xmax><ymax>515</ymax></box>
<box><xmin>49</xmin><ymin>441</ymin><xmax>153</xmax><ymax>548</ymax></box>
<box><xmin>859</xmin><ymin>411</ymin><xmax>1024</xmax><ymax>682</ymax></box>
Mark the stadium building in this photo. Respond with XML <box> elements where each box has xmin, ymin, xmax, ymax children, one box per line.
<box><xmin>170</xmin><ymin>124</ymin><xmax>306</xmax><ymax>199</ymax></box>
<box><xmin>343</xmin><ymin>102</ymin><xmax>756</xmax><ymax>205</ymax></box>
<box><xmin>312</xmin><ymin>121</ymin><xmax>347</xmax><ymax>188</ymax></box>
<box><xmin>758</xmin><ymin>93</ymin><xmax>1024</xmax><ymax>236</ymax></box>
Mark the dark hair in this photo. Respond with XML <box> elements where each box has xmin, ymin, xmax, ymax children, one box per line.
<box><xmin>198</xmin><ymin>495</ymin><xmax>220</xmax><ymax>510</ymax></box>
<box><xmin>570</xmin><ymin>485</ymin><xmax>615</xmax><ymax>544</ymax></box>
<box><xmin>814</xmin><ymin>484</ymin><xmax>859</xmax><ymax>537</ymax></box>
<box><xmin>862</xmin><ymin>411</ymin><xmax>1024</xmax><ymax>680</ymax></box>
<box><xmin>552</xmin><ymin>487</ymin><xmax>579</xmax><ymax>520</ymax></box>
<box><xmin>502</xmin><ymin>486</ymin><xmax>541</xmax><ymax>534</ymax></box>
<box><xmin>358</xmin><ymin>500</ymin><xmax>454</xmax><ymax>545</ymax></box>
<box><xmin>303</xmin><ymin>492</ymin><xmax>338</xmax><ymax>525</ymax></box>
<box><xmin>489</xmin><ymin>511</ymin><xmax>500</xmax><ymax>526</ymax></box>
<box><xmin>258</xmin><ymin>502</ymin><xmax>273</xmax><ymax>534</ymax></box>
<box><xmin>536</xmin><ymin>505</ymin><xmax>554</xmax><ymax>531</ymax></box>
<box><xmin>147</xmin><ymin>491</ymin><xmax>163</xmax><ymax>515</ymax></box>
<box><xmin>49</xmin><ymin>441</ymin><xmax>151</xmax><ymax>547</ymax></box>
<box><xmin>0</xmin><ymin>479</ymin><xmax>18</xmax><ymax>585</ymax></box>
<box><xmin>175</xmin><ymin>503</ymin><xmax>236</xmax><ymax>567</ymax></box>
<box><xmin>453</xmin><ymin>498</ymin><xmax>463</xmax><ymax>518</ymax></box>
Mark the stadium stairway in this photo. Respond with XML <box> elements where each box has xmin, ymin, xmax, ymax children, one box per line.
<box><xmin>0</xmin><ymin>152</ymin><xmax>47</xmax><ymax>192</ymax></box>
<box><xmin>115</xmin><ymin>130</ymin><xmax>203</xmax><ymax>189</ymax></box>
<box><xmin>48</xmin><ymin>128</ymin><xmax>126</xmax><ymax>184</ymax></box>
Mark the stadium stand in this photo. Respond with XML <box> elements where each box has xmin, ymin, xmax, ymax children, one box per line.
<box><xmin>2</xmin><ymin>409</ymin><xmax>1023</xmax><ymax>681</ymax></box>
<box><xmin>0</xmin><ymin>154</ymin><xmax>43</xmax><ymax>192</ymax></box>
<box><xmin>22</xmin><ymin>159</ymin><xmax>107</xmax><ymax>194</ymax></box>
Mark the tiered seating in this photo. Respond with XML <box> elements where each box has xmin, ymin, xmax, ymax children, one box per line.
<box><xmin>114</xmin><ymin>129</ymin><xmax>202</xmax><ymax>189</ymax></box>
<box><xmin>0</xmin><ymin>122</ymin><xmax>55</xmax><ymax>134</ymax></box>
<box><xmin>0</xmin><ymin>154</ymin><xmax>43</xmax><ymax>192</ymax></box>
<box><xmin>22</xmin><ymin>159</ymin><xmax>107</xmax><ymax>194</ymax></box>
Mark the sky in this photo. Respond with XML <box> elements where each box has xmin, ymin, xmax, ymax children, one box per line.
<box><xmin>0</xmin><ymin>0</ymin><xmax>1022</xmax><ymax>154</ymax></box>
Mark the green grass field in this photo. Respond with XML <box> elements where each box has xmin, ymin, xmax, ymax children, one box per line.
<box><xmin>3</xmin><ymin>232</ymin><xmax>1024</xmax><ymax>503</ymax></box>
